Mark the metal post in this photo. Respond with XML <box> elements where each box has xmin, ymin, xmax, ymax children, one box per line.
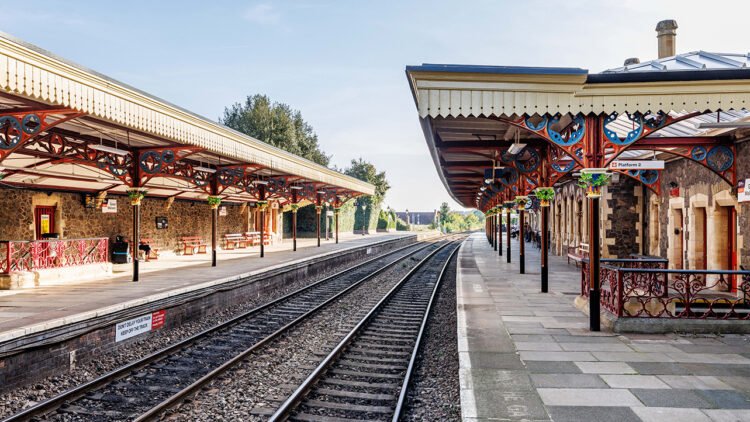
<box><xmin>260</xmin><ymin>207</ymin><xmax>265</xmax><ymax>258</ymax></box>
<box><xmin>493</xmin><ymin>214</ymin><xmax>497</xmax><ymax>251</ymax></box>
<box><xmin>292</xmin><ymin>209</ymin><xmax>297</xmax><ymax>252</ymax></box>
<box><xmin>211</xmin><ymin>206</ymin><xmax>217</xmax><ymax>267</ymax></box>
<box><xmin>541</xmin><ymin>206</ymin><xmax>549</xmax><ymax>293</ymax></box>
<box><xmin>519</xmin><ymin>209</ymin><xmax>525</xmax><ymax>274</ymax></box>
<box><xmin>589</xmin><ymin>197</ymin><xmax>600</xmax><ymax>331</ymax></box>
<box><xmin>316</xmin><ymin>205</ymin><xmax>321</xmax><ymax>247</ymax></box>
<box><xmin>335</xmin><ymin>208</ymin><xmax>339</xmax><ymax>244</ymax></box>
<box><xmin>132</xmin><ymin>201</ymin><xmax>140</xmax><ymax>282</ymax></box>
<box><xmin>498</xmin><ymin>213</ymin><xmax>503</xmax><ymax>257</ymax></box>
<box><xmin>506</xmin><ymin>209</ymin><xmax>511</xmax><ymax>264</ymax></box>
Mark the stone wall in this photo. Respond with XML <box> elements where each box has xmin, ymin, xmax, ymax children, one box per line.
<box><xmin>603</xmin><ymin>175</ymin><xmax>641</xmax><ymax>258</ymax></box>
<box><xmin>0</xmin><ymin>188</ymin><xmax>247</xmax><ymax>252</ymax></box>
<box><xmin>645</xmin><ymin>141</ymin><xmax>749</xmax><ymax>269</ymax></box>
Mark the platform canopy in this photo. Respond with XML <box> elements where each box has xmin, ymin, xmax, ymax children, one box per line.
<box><xmin>406</xmin><ymin>58</ymin><xmax>750</xmax><ymax>210</ymax></box>
<box><xmin>0</xmin><ymin>32</ymin><xmax>374</xmax><ymax>205</ymax></box>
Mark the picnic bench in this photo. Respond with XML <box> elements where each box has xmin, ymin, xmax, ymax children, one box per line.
<box><xmin>180</xmin><ymin>236</ymin><xmax>207</xmax><ymax>255</ymax></box>
<box><xmin>223</xmin><ymin>233</ymin><xmax>248</xmax><ymax>250</ymax></box>
<box><xmin>567</xmin><ymin>242</ymin><xmax>589</xmax><ymax>268</ymax></box>
<box><xmin>139</xmin><ymin>238</ymin><xmax>160</xmax><ymax>261</ymax></box>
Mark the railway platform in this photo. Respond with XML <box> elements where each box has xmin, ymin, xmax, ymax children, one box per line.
<box><xmin>458</xmin><ymin>233</ymin><xmax>750</xmax><ymax>421</ymax></box>
<box><xmin>0</xmin><ymin>232</ymin><xmax>431</xmax><ymax>345</ymax></box>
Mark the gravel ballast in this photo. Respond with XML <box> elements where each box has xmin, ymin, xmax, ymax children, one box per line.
<box><xmin>402</xmin><ymin>252</ymin><xmax>460</xmax><ymax>421</ymax></box>
<box><xmin>0</xmin><ymin>241</ymin><xmax>428</xmax><ymax>419</ymax></box>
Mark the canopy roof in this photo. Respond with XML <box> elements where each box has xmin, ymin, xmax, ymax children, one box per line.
<box><xmin>407</xmin><ymin>53</ymin><xmax>750</xmax><ymax>208</ymax></box>
<box><xmin>0</xmin><ymin>32</ymin><xmax>374</xmax><ymax>203</ymax></box>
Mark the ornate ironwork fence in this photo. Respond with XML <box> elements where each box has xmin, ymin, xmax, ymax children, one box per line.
<box><xmin>0</xmin><ymin>238</ymin><xmax>108</xmax><ymax>274</ymax></box>
<box><xmin>582</xmin><ymin>258</ymin><xmax>750</xmax><ymax>319</ymax></box>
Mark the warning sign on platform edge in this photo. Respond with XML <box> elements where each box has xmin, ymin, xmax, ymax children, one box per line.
<box><xmin>115</xmin><ymin>310</ymin><xmax>167</xmax><ymax>342</ymax></box>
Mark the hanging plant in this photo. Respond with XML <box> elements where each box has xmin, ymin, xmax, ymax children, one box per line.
<box><xmin>535</xmin><ymin>187</ymin><xmax>555</xmax><ymax>207</ymax></box>
<box><xmin>315</xmin><ymin>205</ymin><xmax>323</xmax><ymax>214</ymax></box>
<box><xmin>290</xmin><ymin>203</ymin><xmax>300</xmax><ymax>212</ymax></box>
<box><xmin>333</xmin><ymin>207</ymin><xmax>341</xmax><ymax>214</ymax></box>
<box><xmin>514</xmin><ymin>195</ymin><xmax>529</xmax><ymax>208</ymax></box>
<box><xmin>577</xmin><ymin>169</ymin><xmax>611</xmax><ymax>199</ymax></box>
<box><xmin>256</xmin><ymin>200</ymin><xmax>269</xmax><ymax>210</ymax></box>
<box><xmin>127</xmin><ymin>188</ymin><xmax>147</xmax><ymax>206</ymax></box>
<box><xmin>503</xmin><ymin>201</ymin><xmax>514</xmax><ymax>210</ymax></box>
<box><xmin>207</xmin><ymin>196</ymin><xmax>222</xmax><ymax>209</ymax></box>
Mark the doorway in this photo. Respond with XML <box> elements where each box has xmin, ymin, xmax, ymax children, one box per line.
<box><xmin>693</xmin><ymin>207</ymin><xmax>707</xmax><ymax>270</ymax></box>
<box><xmin>34</xmin><ymin>206</ymin><xmax>56</xmax><ymax>240</ymax></box>
<box><xmin>671</xmin><ymin>208</ymin><xmax>684</xmax><ymax>269</ymax></box>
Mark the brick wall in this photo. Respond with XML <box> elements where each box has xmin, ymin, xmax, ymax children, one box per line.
<box><xmin>0</xmin><ymin>188</ymin><xmax>246</xmax><ymax>252</ymax></box>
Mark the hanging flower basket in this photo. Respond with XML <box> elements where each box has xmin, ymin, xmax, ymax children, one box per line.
<box><xmin>290</xmin><ymin>203</ymin><xmax>300</xmax><ymax>213</ymax></box>
<box><xmin>535</xmin><ymin>187</ymin><xmax>555</xmax><ymax>207</ymax></box>
<box><xmin>315</xmin><ymin>205</ymin><xmax>323</xmax><ymax>214</ymax></box>
<box><xmin>256</xmin><ymin>200</ymin><xmax>269</xmax><ymax>211</ymax></box>
<box><xmin>127</xmin><ymin>188</ymin><xmax>147</xmax><ymax>206</ymax></box>
<box><xmin>333</xmin><ymin>207</ymin><xmax>341</xmax><ymax>215</ymax></box>
<box><xmin>207</xmin><ymin>196</ymin><xmax>222</xmax><ymax>209</ymax></box>
<box><xmin>503</xmin><ymin>201</ymin><xmax>514</xmax><ymax>210</ymax></box>
<box><xmin>578</xmin><ymin>169</ymin><xmax>611</xmax><ymax>199</ymax></box>
<box><xmin>514</xmin><ymin>195</ymin><xmax>529</xmax><ymax>209</ymax></box>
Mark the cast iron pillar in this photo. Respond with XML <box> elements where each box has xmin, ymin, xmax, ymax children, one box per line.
<box><xmin>519</xmin><ymin>209</ymin><xmax>525</xmax><ymax>274</ymax></box>
<box><xmin>316</xmin><ymin>193</ymin><xmax>322</xmax><ymax>247</ymax></box>
<box><xmin>334</xmin><ymin>206</ymin><xmax>339</xmax><ymax>244</ymax></box>
<box><xmin>292</xmin><ymin>191</ymin><xmax>298</xmax><ymax>252</ymax></box>
<box><xmin>498</xmin><ymin>212</ymin><xmax>503</xmax><ymax>257</ymax></box>
<box><xmin>211</xmin><ymin>206</ymin><xmax>218</xmax><ymax>267</ymax></box>
<box><xmin>493</xmin><ymin>214</ymin><xmax>497</xmax><ymax>251</ymax></box>
<box><xmin>132</xmin><ymin>197</ymin><xmax>141</xmax><ymax>282</ymax></box>
<box><xmin>541</xmin><ymin>206</ymin><xmax>549</xmax><ymax>293</ymax></box>
<box><xmin>259</xmin><ymin>185</ymin><xmax>266</xmax><ymax>258</ymax></box>
<box><xmin>506</xmin><ymin>209</ymin><xmax>511</xmax><ymax>264</ymax></box>
<box><xmin>588</xmin><ymin>197</ymin><xmax>601</xmax><ymax>331</ymax></box>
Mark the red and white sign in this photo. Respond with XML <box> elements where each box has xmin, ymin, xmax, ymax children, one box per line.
<box><xmin>115</xmin><ymin>310</ymin><xmax>167</xmax><ymax>342</ymax></box>
<box><xmin>610</xmin><ymin>160</ymin><xmax>664</xmax><ymax>170</ymax></box>
<box><xmin>101</xmin><ymin>199</ymin><xmax>117</xmax><ymax>214</ymax></box>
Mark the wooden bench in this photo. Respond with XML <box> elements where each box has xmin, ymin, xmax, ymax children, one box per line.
<box><xmin>139</xmin><ymin>238</ymin><xmax>160</xmax><ymax>261</ymax></box>
<box><xmin>244</xmin><ymin>232</ymin><xmax>271</xmax><ymax>246</ymax></box>
<box><xmin>567</xmin><ymin>243</ymin><xmax>589</xmax><ymax>268</ymax></box>
<box><xmin>180</xmin><ymin>236</ymin><xmax>207</xmax><ymax>255</ymax></box>
<box><xmin>223</xmin><ymin>233</ymin><xmax>247</xmax><ymax>250</ymax></box>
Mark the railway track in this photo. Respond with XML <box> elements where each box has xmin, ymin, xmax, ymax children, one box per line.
<box><xmin>269</xmin><ymin>239</ymin><xmax>461</xmax><ymax>422</ymax></box>
<box><xmin>3</xmin><ymin>239</ymin><xmax>447</xmax><ymax>422</ymax></box>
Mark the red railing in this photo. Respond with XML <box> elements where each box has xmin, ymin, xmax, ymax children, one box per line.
<box><xmin>582</xmin><ymin>258</ymin><xmax>750</xmax><ymax>319</ymax></box>
<box><xmin>0</xmin><ymin>238</ymin><xmax>108</xmax><ymax>274</ymax></box>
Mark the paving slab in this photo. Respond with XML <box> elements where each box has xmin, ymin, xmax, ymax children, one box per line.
<box><xmin>631</xmin><ymin>407</ymin><xmax>712</xmax><ymax>422</ymax></box>
<box><xmin>456</xmin><ymin>233</ymin><xmax>750</xmax><ymax>420</ymax></box>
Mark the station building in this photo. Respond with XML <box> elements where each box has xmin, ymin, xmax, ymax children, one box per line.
<box><xmin>407</xmin><ymin>20</ymin><xmax>750</xmax><ymax>330</ymax></box>
<box><xmin>0</xmin><ymin>32</ymin><xmax>374</xmax><ymax>288</ymax></box>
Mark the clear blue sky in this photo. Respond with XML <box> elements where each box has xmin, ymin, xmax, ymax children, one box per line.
<box><xmin>3</xmin><ymin>0</ymin><xmax>748</xmax><ymax>211</ymax></box>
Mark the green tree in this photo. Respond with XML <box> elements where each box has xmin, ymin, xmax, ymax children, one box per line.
<box><xmin>438</xmin><ymin>202</ymin><xmax>450</xmax><ymax>229</ymax></box>
<box><xmin>344</xmin><ymin>158</ymin><xmax>390</xmax><ymax>206</ymax></box>
<box><xmin>221</xmin><ymin>94</ymin><xmax>330</xmax><ymax>166</ymax></box>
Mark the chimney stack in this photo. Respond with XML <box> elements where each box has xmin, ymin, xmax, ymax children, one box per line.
<box><xmin>656</xmin><ymin>19</ymin><xmax>678</xmax><ymax>59</ymax></box>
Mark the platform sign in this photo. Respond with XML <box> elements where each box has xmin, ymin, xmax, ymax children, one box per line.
<box><xmin>739</xmin><ymin>179</ymin><xmax>750</xmax><ymax>203</ymax></box>
<box><xmin>219</xmin><ymin>206</ymin><xmax>228</xmax><ymax>217</ymax></box>
<box><xmin>610</xmin><ymin>160</ymin><xmax>664</xmax><ymax>170</ymax></box>
<box><xmin>102</xmin><ymin>199</ymin><xmax>117</xmax><ymax>213</ymax></box>
<box><xmin>115</xmin><ymin>310</ymin><xmax>167</xmax><ymax>342</ymax></box>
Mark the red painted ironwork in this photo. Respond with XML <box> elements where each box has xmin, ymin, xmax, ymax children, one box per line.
<box><xmin>0</xmin><ymin>238</ymin><xmax>108</xmax><ymax>274</ymax></box>
<box><xmin>0</xmin><ymin>108</ymin><xmax>84</xmax><ymax>163</ymax></box>
<box><xmin>581</xmin><ymin>259</ymin><xmax>750</xmax><ymax>319</ymax></box>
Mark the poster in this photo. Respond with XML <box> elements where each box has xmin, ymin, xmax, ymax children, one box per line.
<box><xmin>739</xmin><ymin>179</ymin><xmax>750</xmax><ymax>203</ymax></box>
<box><xmin>40</xmin><ymin>215</ymin><xmax>50</xmax><ymax>234</ymax></box>
<box><xmin>219</xmin><ymin>206</ymin><xmax>228</xmax><ymax>217</ymax></box>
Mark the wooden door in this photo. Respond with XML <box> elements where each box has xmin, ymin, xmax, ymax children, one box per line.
<box><xmin>34</xmin><ymin>206</ymin><xmax>56</xmax><ymax>239</ymax></box>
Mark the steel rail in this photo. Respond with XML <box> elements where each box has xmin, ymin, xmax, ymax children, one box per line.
<box><xmin>268</xmin><ymin>239</ymin><xmax>462</xmax><ymax>422</ymax></box>
<box><xmin>392</xmin><ymin>240</ymin><xmax>460</xmax><ymax>421</ymax></box>
<box><xmin>2</xmin><ymin>239</ymin><xmax>439</xmax><ymax>422</ymax></box>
